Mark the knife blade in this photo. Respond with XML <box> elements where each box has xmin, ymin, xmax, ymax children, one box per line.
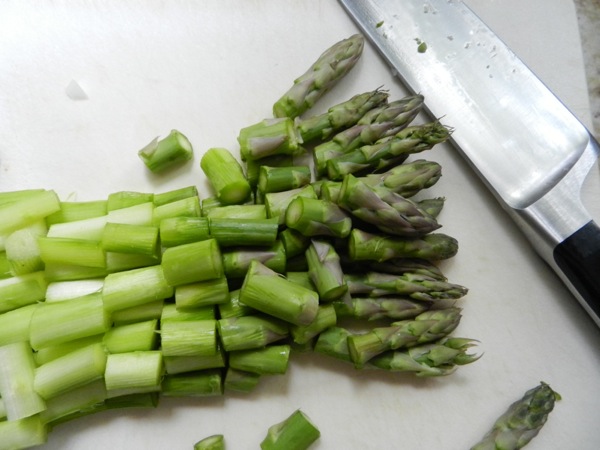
<box><xmin>339</xmin><ymin>0</ymin><xmax>600</xmax><ymax>327</ymax></box>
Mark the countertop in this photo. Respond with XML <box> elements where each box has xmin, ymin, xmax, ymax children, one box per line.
<box><xmin>0</xmin><ymin>1</ymin><xmax>599</xmax><ymax>449</ymax></box>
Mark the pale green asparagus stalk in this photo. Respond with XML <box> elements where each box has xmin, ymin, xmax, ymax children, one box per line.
<box><xmin>260</xmin><ymin>409</ymin><xmax>321</xmax><ymax>450</ymax></box>
<box><xmin>470</xmin><ymin>382</ymin><xmax>561</xmax><ymax>450</ymax></box>
<box><xmin>336</xmin><ymin>174</ymin><xmax>441</xmax><ymax>237</ymax></box>
<box><xmin>273</xmin><ymin>34</ymin><xmax>364</xmax><ymax>118</ymax></box>
<box><xmin>296</xmin><ymin>89</ymin><xmax>389</xmax><ymax>143</ymax></box>
<box><xmin>361</xmin><ymin>159</ymin><xmax>442</xmax><ymax>197</ymax></box>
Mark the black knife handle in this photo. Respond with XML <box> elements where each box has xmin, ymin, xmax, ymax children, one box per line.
<box><xmin>554</xmin><ymin>220</ymin><xmax>600</xmax><ymax>322</ymax></box>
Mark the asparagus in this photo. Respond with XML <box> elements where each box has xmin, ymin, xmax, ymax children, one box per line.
<box><xmin>368</xmin><ymin>337</ymin><xmax>479</xmax><ymax>376</ymax></box>
<box><xmin>200</xmin><ymin>147</ymin><xmax>251</xmax><ymax>205</ymax></box>
<box><xmin>333</xmin><ymin>296</ymin><xmax>432</xmax><ymax>321</ymax></box>
<box><xmin>221</xmin><ymin>240</ymin><xmax>286</xmax><ymax>278</ymax></box>
<box><xmin>470</xmin><ymin>382</ymin><xmax>561</xmax><ymax>450</ymax></box>
<box><xmin>336</xmin><ymin>174</ymin><xmax>440</xmax><ymax>237</ymax></box>
<box><xmin>258</xmin><ymin>165</ymin><xmax>312</xmax><ymax>194</ymax></box>
<box><xmin>218</xmin><ymin>314</ymin><xmax>289</xmax><ymax>352</ymax></box>
<box><xmin>137</xmin><ymin>129</ymin><xmax>193</xmax><ymax>173</ymax></box>
<box><xmin>238</xmin><ymin>117</ymin><xmax>303</xmax><ymax>161</ymax></box>
<box><xmin>326</xmin><ymin>121</ymin><xmax>452</xmax><ymax>180</ymax></box>
<box><xmin>418</xmin><ymin>197</ymin><xmax>445</xmax><ymax>219</ymax></box>
<box><xmin>194</xmin><ymin>434</ymin><xmax>225</xmax><ymax>450</ymax></box>
<box><xmin>313</xmin><ymin>326</ymin><xmax>353</xmax><ymax>362</ymax></box>
<box><xmin>260</xmin><ymin>409</ymin><xmax>320</xmax><ymax>450</ymax></box>
<box><xmin>347</xmin><ymin>307</ymin><xmax>462</xmax><ymax>367</ymax></box>
<box><xmin>264</xmin><ymin>184</ymin><xmax>318</xmax><ymax>225</ymax></box>
<box><xmin>285</xmin><ymin>197</ymin><xmax>352</xmax><ymax>239</ymax></box>
<box><xmin>345</xmin><ymin>271</ymin><xmax>468</xmax><ymax>301</ymax></box>
<box><xmin>224</xmin><ymin>367</ymin><xmax>261</xmax><ymax>393</ymax></box>
<box><xmin>228</xmin><ymin>344</ymin><xmax>291</xmax><ymax>375</ymax></box>
<box><xmin>272</xmin><ymin>34</ymin><xmax>364</xmax><ymax>118</ymax></box>
<box><xmin>313</xmin><ymin>95</ymin><xmax>424</xmax><ymax>175</ymax></box>
<box><xmin>361</xmin><ymin>159</ymin><xmax>442</xmax><ymax>197</ymax></box>
<box><xmin>305</xmin><ymin>239</ymin><xmax>347</xmax><ymax>301</ymax></box>
<box><xmin>296</xmin><ymin>89</ymin><xmax>389</xmax><ymax>143</ymax></box>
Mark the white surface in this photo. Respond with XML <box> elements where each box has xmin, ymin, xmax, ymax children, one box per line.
<box><xmin>0</xmin><ymin>1</ymin><xmax>599</xmax><ymax>449</ymax></box>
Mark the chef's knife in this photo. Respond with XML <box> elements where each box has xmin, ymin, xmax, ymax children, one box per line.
<box><xmin>339</xmin><ymin>0</ymin><xmax>600</xmax><ymax>327</ymax></box>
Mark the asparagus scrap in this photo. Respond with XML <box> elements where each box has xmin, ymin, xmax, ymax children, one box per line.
<box><xmin>470</xmin><ymin>382</ymin><xmax>561</xmax><ymax>450</ymax></box>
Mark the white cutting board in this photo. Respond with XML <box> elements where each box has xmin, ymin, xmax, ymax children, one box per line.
<box><xmin>1</xmin><ymin>1</ymin><xmax>599</xmax><ymax>449</ymax></box>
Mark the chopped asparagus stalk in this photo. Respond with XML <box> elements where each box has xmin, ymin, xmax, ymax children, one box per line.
<box><xmin>218</xmin><ymin>289</ymin><xmax>256</xmax><ymax>319</ymax></box>
<box><xmin>4</xmin><ymin>221</ymin><xmax>47</xmax><ymax>275</ymax></box>
<box><xmin>290</xmin><ymin>304</ymin><xmax>337</xmax><ymax>345</ymax></box>
<box><xmin>417</xmin><ymin>197</ymin><xmax>445</xmax><ymax>219</ymax></box>
<box><xmin>153</xmin><ymin>185</ymin><xmax>199</xmax><ymax>207</ymax></box>
<box><xmin>208</xmin><ymin>217</ymin><xmax>279</xmax><ymax>247</ymax></box>
<box><xmin>0</xmin><ymin>303</ymin><xmax>38</xmax><ymax>346</ymax></box>
<box><xmin>152</xmin><ymin>196</ymin><xmax>202</xmax><ymax>225</ymax></box>
<box><xmin>34</xmin><ymin>335</ymin><xmax>103</xmax><ymax>366</ymax></box>
<box><xmin>224</xmin><ymin>367</ymin><xmax>261</xmax><ymax>393</ymax></box>
<box><xmin>228</xmin><ymin>344</ymin><xmax>291</xmax><ymax>375</ymax></box>
<box><xmin>265</xmin><ymin>184</ymin><xmax>318</xmax><ymax>225</ymax></box>
<box><xmin>0</xmin><ymin>271</ymin><xmax>48</xmax><ymax>314</ymax></box>
<box><xmin>0</xmin><ymin>341</ymin><xmax>47</xmax><ymax>420</ymax></box>
<box><xmin>137</xmin><ymin>129</ymin><xmax>193</xmax><ymax>173</ymax></box>
<box><xmin>218</xmin><ymin>314</ymin><xmax>289</xmax><ymax>352</ymax></box>
<box><xmin>194</xmin><ymin>434</ymin><xmax>225</xmax><ymax>450</ymax></box>
<box><xmin>161</xmin><ymin>239</ymin><xmax>223</xmax><ymax>286</ymax></box>
<box><xmin>44</xmin><ymin>278</ymin><xmax>104</xmax><ymax>302</ymax></box>
<box><xmin>30</xmin><ymin>292</ymin><xmax>110</xmax><ymax>350</ymax></box>
<box><xmin>102</xmin><ymin>265</ymin><xmax>173</xmax><ymax>313</ymax></box>
<box><xmin>260</xmin><ymin>409</ymin><xmax>320</xmax><ymax>450</ymax></box>
<box><xmin>347</xmin><ymin>307</ymin><xmax>462</xmax><ymax>367</ymax></box>
<box><xmin>279</xmin><ymin>228</ymin><xmax>311</xmax><ymax>259</ymax></box>
<box><xmin>368</xmin><ymin>337</ymin><xmax>480</xmax><ymax>376</ymax></box>
<box><xmin>105</xmin><ymin>351</ymin><xmax>163</xmax><ymax>398</ymax></box>
<box><xmin>201</xmin><ymin>147</ymin><xmax>252</xmax><ymax>205</ymax></box>
<box><xmin>221</xmin><ymin>240</ymin><xmax>286</xmax><ymax>279</ymax></box>
<box><xmin>258</xmin><ymin>165</ymin><xmax>311</xmax><ymax>194</ymax></box>
<box><xmin>272</xmin><ymin>34</ymin><xmax>364</xmax><ymax>118</ymax></box>
<box><xmin>305</xmin><ymin>239</ymin><xmax>347</xmax><ymax>301</ymax></box>
<box><xmin>238</xmin><ymin>117</ymin><xmax>303</xmax><ymax>161</ymax></box>
<box><xmin>285</xmin><ymin>197</ymin><xmax>352</xmax><ymax>238</ymax></box>
<box><xmin>336</xmin><ymin>174</ymin><xmax>440</xmax><ymax>236</ymax></box>
<box><xmin>160</xmin><ymin>320</ymin><xmax>218</xmax><ymax>357</ymax></box>
<box><xmin>313</xmin><ymin>326</ymin><xmax>353</xmax><ymax>362</ymax></box>
<box><xmin>38</xmin><ymin>236</ymin><xmax>106</xmax><ymax>268</ymax></box>
<box><xmin>102</xmin><ymin>319</ymin><xmax>159</xmax><ymax>353</ymax></box>
<box><xmin>297</xmin><ymin>89</ymin><xmax>389</xmax><ymax>143</ymax></box>
<box><xmin>205</xmin><ymin>204</ymin><xmax>267</xmax><ymax>220</ymax></box>
<box><xmin>175</xmin><ymin>277</ymin><xmax>229</xmax><ymax>309</ymax></box>
<box><xmin>240</xmin><ymin>260</ymin><xmax>318</xmax><ymax>326</ymax></box>
<box><xmin>101</xmin><ymin>223</ymin><xmax>159</xmax><ymax>257</ymax></box>
<box><xmin>163</xmin><ymin>347</ymin><xmax>226</xmax><ymax>375</ymax></box>
<box><xmin>159</xmin><ymin>216</ymin><xmax>211</xmax><ymax>247</ymax></box>
<box><xmin>361</xmin><ymin>159</ymin><xmax>442</xmax><ymax>198</ymax></box>
<box><xmin>348</xmin><ymin>229</ymin><xmax>459</xmax><ymax>262</ymax></box>
<box><xmin>161</xmin><ymin>303</ymin><xmax>216</xmax><ymax>322</ymax></box>
<box><xmin>0</xmin><ymin>189</ymin><xmax>60</xmax><ymax>235</ymax></box>
<box><xmin>33</xmin><ymin>342</ymin><xmax>108</xmax><ymax>400</ymax></box>
<box><xmin>107</xmin><ymin>191</ymin><xmax>154</xmax><ymax>211</ymax></box>
<box><xmin>0</xmin><ymin>415</ymin><xmax>48</xmax><ymax>449</ymax></box>
<box><xmin>111</xmin><ymin>300</ymin><xmax>165</xmax><ymax>326</ymax></box>
<box><xmin>39</xmin><ymin>379</ymin><xmax>107</xmax><ymax>426</ymax></box>
<box><xmin>161</xmin><ymin>370</ymin><xmax>223</xmax><ymax>397</ymax></box>
<box><xmin>470</xmin><ymin>382</ymin><xmax>561</xmax><ymax>450</ymax></box>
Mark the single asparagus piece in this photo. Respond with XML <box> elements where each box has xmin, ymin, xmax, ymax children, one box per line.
<box><xmin>348</xmin><ymin>229</ymin><xmax>459</xmax><ymax>262</ymax></box>
<box><xmin>470</xmin><ymin>382</ymin><xmax>561</xmax><ymax>450</ymax></box>
<box><xmin>208</xmin><ymin>217</ymin><xmax>279</xmax><ymax>247</ymax></box>
<box><xmin>313</xmin><ymin>326</ymin><xmax>353</xmax><ymax>362</ymax></box>
<box><xmin>418</xmin><ymin>197</ymin><xmax>446</xmax><ymax>219</ymax></box>
<box><xmin>239</xmin><ymin>260</ymin><xmax>318</xmax><ymax>326</ymax></box>
<box><xmin>107</xmin><ymin>191</ymin><xmax>153</xmax><ymax>211</ymax></box>
<box><xmin>218</xmin><ymin>289</ymin><xmax>256</xmax><ymax>319</ymax></box>
<box><xmin>159</xmin><ymin>216</ymin><xmax>211</xmax><ymax>248</ymax></box>
<box><xmin>305</xmin><ymin>239</ymin><xmax>347</xmax><ymax>301</ymax></box>
<box><xmin>265</xmin><ymin>184</ymin><xmax>318</xmax><ymax>225</ymax></box>
<box><xmin>361</xmin><ymin>159</ymin><xmax>442</xmax><ymax>198</ymax></box>
<box><xmin>296</xmin><ymin>89</ymin><xmax>389</xmax><ymax>143</ymax></box>
<box><xmin>201</xmin><ymin>147</ymin><xmax>252</xmax><ymax>205</ymax></box>
<box><xmin>153</xmin><ymin>185</ymin><xmax>199</xmax><ymax>207</ymax></box>
<box><xmin>194</xmin><ymin>434</ymin><xmax>225</xmax><ymax>450</ymax></box>
<box><xmin>221</xmin><ymin>240</ymin><xmax>286</xmax><ymax>278</ymax></box>
<box><xmin>326</xmin><ymin>121</ymin><xmax>452</xmax><ymax>180</ymax></box>
<box><xmin>161</xmin><ymin>370</ymin><xmax>223</xmax><ymax>398</ymax></box>
<box><xmin>174</xmin><ymin>277</ymin><xmax>230</xmax><ymax>309</ymax></box>
<box><xmin>313</xmin><ymin>95</ymin><xmax>425</xmax><ymax>175</ymax></box>
<box><xmin>224</xmin><ymin>367</ymin><xmax>261</xmax><ymax>393</ymax></box>
<box><xmin>0</xmin><ymin>271</ymin><xmax>48</xmax><ymax>314</ymax></box>
<box><xmin>245</xmin><ymin>154</ymin><xmax>295</xmax><ymax>189</ymax></box>
<box><xmin>218</xmin><ymin>314</ymin><xmax>289</xmax><ymax>352</ymax></box>
<box><xmin>0</xmin><ymin>415</ymin><xmax>48</xmax><ymax>450</ymax></box>
<box><xmin>279</xmin><ymin>228</ymin><xmax>311</xmax><ymax>259</ymax></box>
<box><xmin>137</xmin><ymin>129</ymin><xmax>193</xmax><ymax>173</ymax></box>
<box><xmin>285</xmin><ymin>197</ymin><xmax>352</xmax><ymax>239</ymax></box>
<box><xmin>4</xmin><ymin>221</ymin><xmax>47</xmax><ymax>275</ymax></box>
<box><xmin>228</xmin><ymin>344</ymin><xmax>291</xmax><ymax>375</ymax></box>
<box><xmin>361</xmin><ymin>258</ymin><xmax>447</xmax><ymax>280</ymax></box>
<box><xmin>290</xmin><ymin>304</ymin><xmax>337</xmax><ymax>345</ymax></box>
<box><xmin>345</xmin><ymin>271</ymin><xmax>468</xmax><ymax>301</ymax></box>
<box><xmin>368</xmin><ymin>337</ymin><xmax>479</xmax><ymax>376</ymax></box>
<box><xmin>238</xmin><ymin>117</ymin><xmax>303</xmax><ymax>161</ymax></box>
<box><xmin>105</xmin><ymin>351</ymin><xmax>163</xmax><ymax>397</ymax></box>
<box><xmin>273</xmin><ymin>34</ymin><xmax>364</xmax><ymax>118</ymax></box>
<box><xmin>336</xmin><ymin>174</ymin><xmax>440</xmax><ymax>236</ymax></box>
<box><xmin>260</xmin><ymin>409</ymin><xmax>320</xmax><ymax>450</ymax></box>
<box><xmin>101</xmin><ymin>222</ymin><xmax>159</xmax><ymax>257</ymax></box>
<box><xmin>333</xmin><ymin>296</ymin><xmax>433</xmax><ymax>321</ymax></box>
<box><xmin>258</xmin><ymin>165</ymin><xmax>312</xmax><ymax>194</ymax></box>
<box><xmin>161</xmin><ymin>239</ymin><xmax>223</xmax><ymax>286</ymax></box>
<box><xmin>347</xmin><ymin>307</ymin><xmax>463</xmax><ymax>367</ymax></box>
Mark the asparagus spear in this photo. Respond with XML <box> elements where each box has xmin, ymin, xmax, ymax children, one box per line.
<box><xmin>137</xmin><ymin>130</ymin><xmax>193</xmax><ymax>173</ymax></box>
<box><xmin>333</xmin><ymin>296</ymin><xmax>433</xmax><ymax>321</ymax></box>
<box><xmin>194</xmin><ymin>434</ymin><xmax>225</xmax><ymax>450</ymax></box>
<box><xmin>368</xmin><ymin>337</ymin><xmax>479</xmax><ymax>376</ymax></box>
<box><xmin>347</xmin><ymin>307</ymin><xmax>462</xmax><ymax>367</ymax></box>
<box><xmin>361</xmin><ymin>159</ymin><xmax>442</xmax><ymax>197</ymax></box>
<box><xmin>326</xmin><ymin>121</ymin><xmax>452</xmax><ymax>180</ymax></box>
<box><xmin>238</xmin><ymin>117</ymin><xmax>303</xmax><ymax>161</ymax></box>
<box><xmin>348</xmin><ymin>229</ymin><xmax>459</xmax><ymax>262</ymax></box>
<box><xmin>257</xmin><ymin>165</ymin><xmax>311</xmax><ymax>194</ymax></box>
<box><xmin>336</xmin><ymin>174</ymin><xmax>440</xmax><ymax>237</ymax></box>
<box><xmin>345</xmin><ymin>271</ymin><xmax>468</xmax><ymax>301</ymax></box>
<box><xmin>260</xmin><ymin>409</ymin><xmax>320</xmax><ymax>450</ymax></box>
<box><xmin>305</xmin><ymin>239</ymin><xmax>347</xmax><ymax>301</ymax></box>
<box><xmin>470</xmin><ymin>382</ymin><xmax>561</xmax><ymax>450</ymax></box>
<box><xmin>273</xmin><ymin>34</ymin><xmax>364</xmax><ymax>118</ymax></box>
<box><xmin>285</xmin><ymin>197</ymin><xmax>352</xmax><ymax>238</ymax></box>
<box><xmin>200</xmin><ymin>147</ymin><xmax>251</xmax><ymax>205</ymax></box>
<box><xmin>296</xmin><ymin>89</ymin><xmax>389</xmax><ymax>143</ymax></box>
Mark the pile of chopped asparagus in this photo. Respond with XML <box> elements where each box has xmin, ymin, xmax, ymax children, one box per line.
<box><xmin>0</xmin><ymin>34</ymin><xmax>485</xmax><ymax>449</ymax></box>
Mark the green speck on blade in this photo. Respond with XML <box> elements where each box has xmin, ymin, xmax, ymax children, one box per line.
<box><xmin>417</xmin><ymin>42</ymin><xmax>428</xmax><ymax>53</ymax></box>
<box><xmin>376</xmin><ymin>20</ymin><xmax>384</xmax><ymax>28</ymax></box>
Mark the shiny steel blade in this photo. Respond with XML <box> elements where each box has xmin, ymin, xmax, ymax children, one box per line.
<box><xmin>339</xmin><ymin>0</ymin><xmax>591</xmax><ymax>211</ymax></box>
